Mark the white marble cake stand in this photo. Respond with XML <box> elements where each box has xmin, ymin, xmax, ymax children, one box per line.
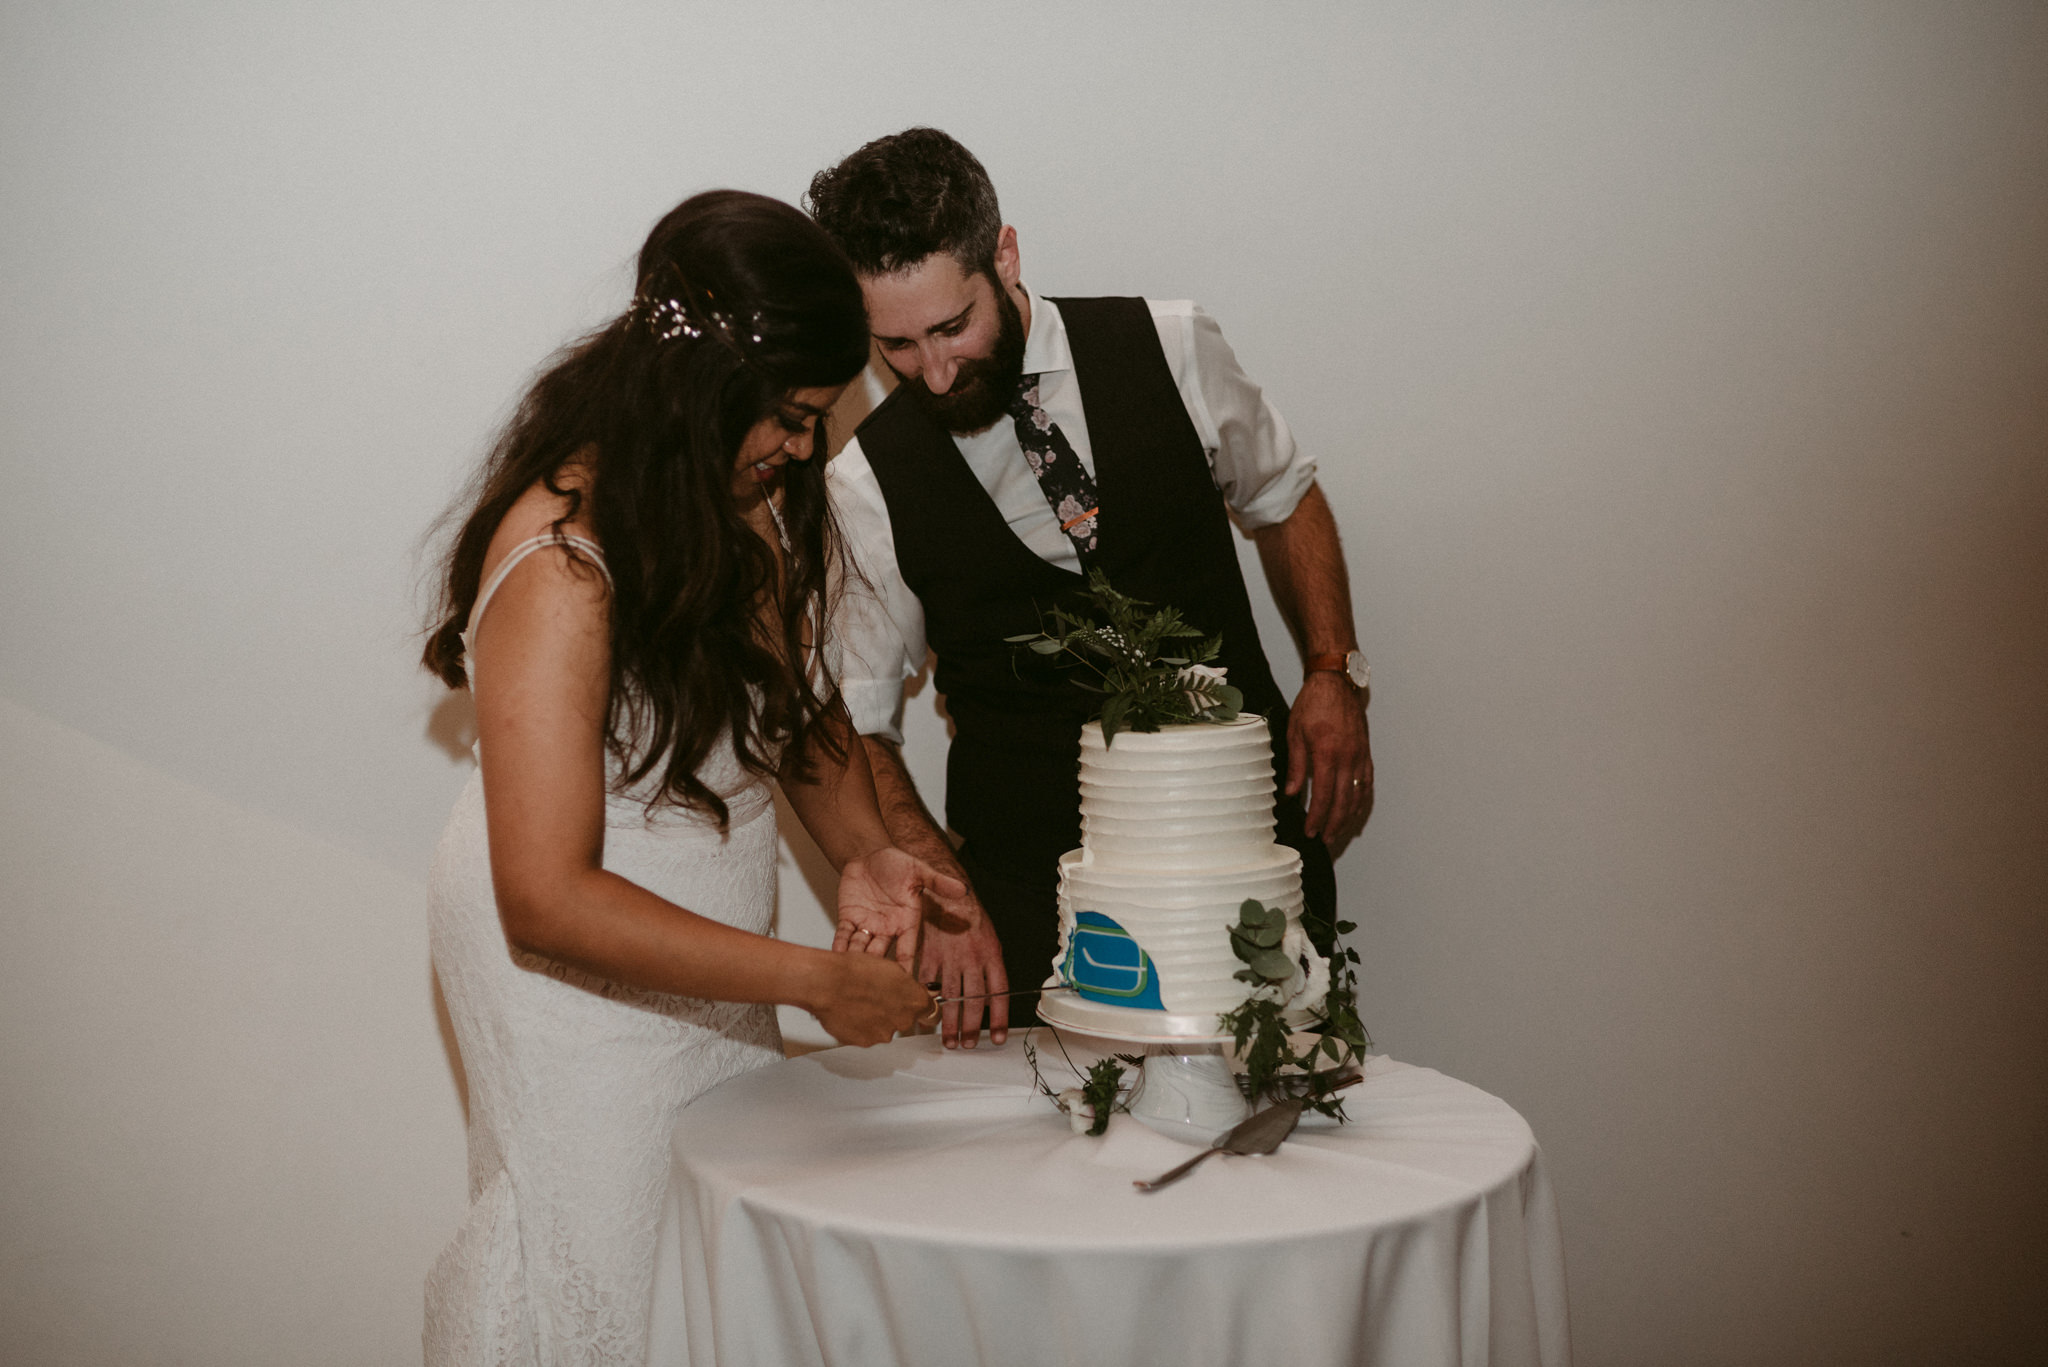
<box><xmin>1033</xmin><ymin>987</ymin><xmax>1252</xmax><ymax>1143</ymax></box>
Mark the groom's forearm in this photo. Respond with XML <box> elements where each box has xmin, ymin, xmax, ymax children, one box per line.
<box><xmin>860</xmin><ymin>735</ymin><xmax>970</xmax><ymax>882</ymax></box>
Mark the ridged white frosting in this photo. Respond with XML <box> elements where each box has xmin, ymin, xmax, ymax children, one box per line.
<box><xmin>1055</xmin><ymin>717</ymin><xmax>1325</xmax><ymax>1016</ymax></box>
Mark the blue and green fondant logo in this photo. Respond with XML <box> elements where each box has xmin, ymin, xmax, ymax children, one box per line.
<box><xmin>1060</xmin><ymin>911</ymin><xmax>1165</xmax><ymax>1009</ymax></box>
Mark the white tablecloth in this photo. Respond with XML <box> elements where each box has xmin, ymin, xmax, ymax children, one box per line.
<box><xmin>653</xmin><ymin>1036</ymin><xmax>1570</xmax><ymax>1367</ymax></box>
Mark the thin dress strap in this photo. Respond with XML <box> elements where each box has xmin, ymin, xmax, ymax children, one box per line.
<box><xmin>461</xmin><ymin>533</ymin><xmax>610</xmax><ymax>679</ymax></box>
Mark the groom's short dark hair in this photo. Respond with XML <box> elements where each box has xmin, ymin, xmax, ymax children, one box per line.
<box><xmin>806</xmin><ymin>127</ymin><xmax>1002</xmax><ymax>279</ymax></box>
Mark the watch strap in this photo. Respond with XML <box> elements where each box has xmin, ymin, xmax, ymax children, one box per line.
<box><xmin>1307</xmin><ymin>649</ymin><xmax>1370</xmax><ymax>690</ymax></box>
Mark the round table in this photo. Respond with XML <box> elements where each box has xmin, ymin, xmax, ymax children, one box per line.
<box><xmin>650</xmin><ymin>1035</ymin><xmax>1571</xmax><ymax>1367</ymax></box>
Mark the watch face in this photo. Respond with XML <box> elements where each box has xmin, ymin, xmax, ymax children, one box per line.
<box><xmin>1346</xmin><ymin>651</ymin><xmax>1371</xmax><ymax>689</ymax></box>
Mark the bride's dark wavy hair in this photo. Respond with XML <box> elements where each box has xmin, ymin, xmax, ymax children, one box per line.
<box><xmin>423</xmin><ymin>190</ymin><xmax>871</xmax><ymax>827</ymax></box>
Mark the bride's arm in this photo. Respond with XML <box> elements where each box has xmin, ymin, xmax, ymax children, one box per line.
<box><xmin>470</xmin><ymin>543</ymin><xmax>927</xmax><ymax>1045</ymax></box>
<box><xmin>777</xmin><ymin>704</ymin><xmax>968</xmax><ymax>973</ymax></box>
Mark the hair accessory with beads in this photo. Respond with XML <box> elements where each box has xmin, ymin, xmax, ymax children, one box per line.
<box><xmin>636</xmin><ymin>294</ymin><xmax>704</xmax><ymax>343</ymax></box>
<box><xmin>632</xmin><ymin>287</ymin><xmax>766</xmax><ymax>350</ymax></box>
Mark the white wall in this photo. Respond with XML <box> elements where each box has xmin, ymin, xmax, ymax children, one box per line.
<box><xmin>3</xmin><ymin>3</ymin><xmax>2044</xmax><ymax>1363</ymax></box>
<box><xmin>0</xmin><ymin>697</ymin><xmax>465</xmax><ymax>1365</ymax></box>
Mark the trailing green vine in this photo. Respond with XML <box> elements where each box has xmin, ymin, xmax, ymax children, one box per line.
<box><xmin>1024</xmin><ymin>1033</ymin><xmax>1146</xmax><ymax>1136</ymax></box>
<box><xmin>1219</xmin><ymin>900</ymin><xmax>1371</xmax><ymax>1121</ymax></box>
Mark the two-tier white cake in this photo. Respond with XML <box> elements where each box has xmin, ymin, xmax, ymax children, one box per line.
<box><xmin>1051</xmin><ymin>716</ymin><xmax>1329</xmax><ymax>1024</ymax></box>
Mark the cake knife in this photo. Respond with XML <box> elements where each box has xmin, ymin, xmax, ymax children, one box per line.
<box><xmin>929</xmin><ymin>987</ymin><xmax>1072</xmax><ymax>1006</ymax></box>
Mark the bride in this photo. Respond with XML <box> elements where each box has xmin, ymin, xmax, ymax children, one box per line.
<box><xmin>418</xmin><ymin>190</ymin><xmax>961</xmax><ymax>1363</ymax></box>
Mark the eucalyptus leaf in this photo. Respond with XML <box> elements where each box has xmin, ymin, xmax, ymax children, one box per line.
<box><xmin>1248</xmin><ymin>948</ymin><xmax>1294</xmax><ymax>981</ymax></box>
<box><xmin>1230</xmin><ymin>911</ymin><xmax>1284</xmax><ymax>950</ymax></box>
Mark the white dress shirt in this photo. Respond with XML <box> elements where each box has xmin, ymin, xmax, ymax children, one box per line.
<box><xmin>828</xmin><ymin>286</ymin><xmax>1315</xmax><ymax>742</ymax></box>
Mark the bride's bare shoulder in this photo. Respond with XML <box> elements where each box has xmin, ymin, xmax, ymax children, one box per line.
<box><xmin>480</xmin><ymin>456</ymin><xmax>603</xmax><ymax>584</ymax></box>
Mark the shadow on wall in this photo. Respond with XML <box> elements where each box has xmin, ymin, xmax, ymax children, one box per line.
<box><xmin>433</xmin><ymin>968</ymin><xmax>469</xmax><ymax>1124</ymax></box>
<box><xmin>422</xmin><ymin>693</ymin><xmax>477</xmax><ymax>1121</ymax></box>
<box><xmin>428</xmin><ymin>690</ymin><xmax>478</xmax><ymax>762</ymax></box>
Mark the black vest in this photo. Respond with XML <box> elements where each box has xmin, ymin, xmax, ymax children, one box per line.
<box><xmin>857</xmin><ymin>296</ymin><xmax>1291</xmax><ymax>880</ymax></box>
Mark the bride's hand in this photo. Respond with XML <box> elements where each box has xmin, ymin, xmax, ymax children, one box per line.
<box><xmin>812</xmin><ymin>954</ymin><xmax>936</xmax><ymax>1047</ymax></box>
<box><xmin>833</xmin><ymin>846</ymin><xmax>967</xmax><ymax>973</ymax></box>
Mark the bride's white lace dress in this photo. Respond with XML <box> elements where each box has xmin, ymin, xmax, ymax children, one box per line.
<box><xmin>423</xmin><ymin>535</ymin><xmax>784</xmax><ymax>1365</ymax></box>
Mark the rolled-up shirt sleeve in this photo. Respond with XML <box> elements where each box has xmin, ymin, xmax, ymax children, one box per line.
<box><xmin>824</xmin><ymin>435</ymin><xmax>925</xmax><ymax>744</ymax></box>
<box><xmin>1153</xmin><ymin>301</ymin><xmax>1317</xmax><ymax>531</ymax></box>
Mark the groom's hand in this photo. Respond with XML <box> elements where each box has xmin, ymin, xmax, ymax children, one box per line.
<box><xmin>917</xmin><ymin>882</ymin><xmax>1009</xmax><ymax>1049</ymax></box>
<box><xmin>1286</xmin><ymin>671</ymin><xmax>1372</xmax><ymax>841</ymax></box>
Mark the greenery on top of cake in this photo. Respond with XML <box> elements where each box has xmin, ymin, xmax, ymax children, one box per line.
<box><xmin>1222</xmin><ymin>899</ymin><xmax>1372</xmax><ymax>1121</ymax></box>
<box><xmin>1005</xmin><ymin>569</ymin><xmax>1244</xmax><ymax>744</ymax></box>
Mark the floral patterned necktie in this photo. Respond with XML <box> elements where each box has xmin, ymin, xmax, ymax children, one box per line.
<box><xmin>1008</xmin><ymin>373</ymin><xmax>1101</xmax><ymax>561</ymax></box>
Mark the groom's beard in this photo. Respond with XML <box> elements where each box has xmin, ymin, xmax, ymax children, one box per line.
<box><xmin>900</xmin><ymin>283</ymin><xmax>1027</xmax><ymax>435</ymax></box>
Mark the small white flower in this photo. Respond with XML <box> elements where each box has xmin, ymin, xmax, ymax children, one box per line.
<box><xmin>1032</xmin><ymin>410</ymin><xmax>1053</xmax><ymax>434</ymax></box>
<box><xmin>1058</xmin><ymin>1088</ymin><xmax>1093</xmax><ymax>1133</ymax></box>
<box><xmin>1277</xmin><ymin>922</ymin><xmax>1330</xmax><ymax>1013</ymax></box>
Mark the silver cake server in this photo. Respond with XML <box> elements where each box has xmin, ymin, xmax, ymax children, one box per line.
<box><xmin>1133</xmin><ymin>1095</ymin><xmax>1306</xmax><ymax>1192</ymax></box>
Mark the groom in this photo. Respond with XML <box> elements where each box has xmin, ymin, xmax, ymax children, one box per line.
<box><xmin>809</xmin><ymin>128</ymin><xmax>1371</xmax><ymax>1047</ymax></box>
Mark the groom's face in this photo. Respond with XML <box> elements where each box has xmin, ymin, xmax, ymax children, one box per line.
<box><xmin>863</xmin><ymin>239</ymin><xmax>1026</xmax><ymax>435</ymax></box>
